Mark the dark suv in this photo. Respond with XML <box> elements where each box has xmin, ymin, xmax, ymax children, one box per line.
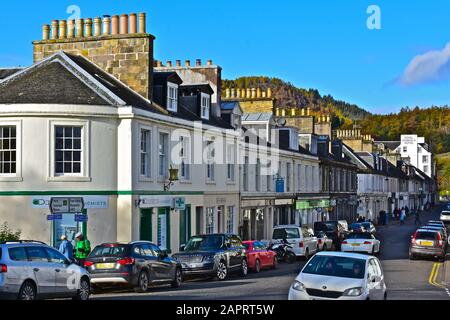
<box><xmin>172</xmin><ymin>234</ymin><xmax>248</xmax><ymax>281</ymax></box>
<box><xmin>84</xmin><ymin>241</ymin><xmax>182</xmax><ymax>293</ymax></box>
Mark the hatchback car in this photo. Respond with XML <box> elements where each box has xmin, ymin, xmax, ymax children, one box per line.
<box><xmin>409</xmin><ymin>229</ymin><xmax>446</xmax><ymax>261</ymax></box>
<box><xmin>288</xmin><ymin>252</ymin><xmax>387</xmax><ymax>300</ymax></box>
<box><xmin>0</xmin><ymin>241</ymin><xmax>90</xmax><ymax>300</ymax></box>
<box><xmin>243</xmin><ymin>241</ymin><xmax>277</xmax><ymax>272</ymax></box>
<box><xmin>341</xmin><ymin>233</ymin><xmax>381</xmax><ymax>255</ymax></box>
<box><xmin>440</xmin><ymin>210</ymin><xmax>450</xmax><ymax>224</ymax></box>
<box><xmin>272</xmin><ymin>225</ymin><xmax>318</xmax><ymax>259</ymax></box>
<box><xmin>172</xmin><ymin>234</ymin><xmax>248</xmax><ymax>281</ymax></box>
<box><xmin>84</xmin><ymin>241</ymin><xmax>182</xmax><ymax>293</ymax></box>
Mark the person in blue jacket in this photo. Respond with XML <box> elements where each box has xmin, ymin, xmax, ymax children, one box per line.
<box><xmin>58</xmin><ymin>235</ymin><xmax>74</xmax><ymax>261</ymax></box>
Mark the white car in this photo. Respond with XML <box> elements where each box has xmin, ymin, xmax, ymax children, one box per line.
<box><xmin>341</xmin><ymin>233</ymin><xmax>380</xmax><ymax>255</ymax></box>
<box><xmin>272</xmin><ymin>225</ymin><xmax>318</xmax><ymax>259</ymax></box>
<box><xmin>288</xmin><ymin>251</ymin><xmax>387</xmax><ymax>300</ymax></box>
<box><xmin>440</xmin><ymin>210</ymin><xmax>450</xmax><ymax>223</ymax></box>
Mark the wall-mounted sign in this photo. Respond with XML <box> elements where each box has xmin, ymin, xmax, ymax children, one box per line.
<box><xmin>276</xmin><ymin>178</ymin><xmax>285</xmax><ymax>193</ymax></box>
<box><xmin>32</xmin><ymin>196</ymin><xmax>108</xmax><ymax>209</ymax></box>
<box><xmin>47</xmin><ymin>214</ymin><xmax>63</xmax><ymax>221</ymax></box>
<box><xmin>74</xmin><ymin>215</ymin><xmax>88</xmax><ymax>222</ymax></box>
<box><xmin>296</xmin><ymin>199</ymin><xmax>331</xmax><ymax>210</ymax></box>
<box><xmin>50</xmin><ymin>197</ymin><xmax>84</xmax><ymax>214</ymax></box>
<box><xmin>173</xmin><ymin>197</ymin><xmax>186</xmax><ymax>211</ymax></box>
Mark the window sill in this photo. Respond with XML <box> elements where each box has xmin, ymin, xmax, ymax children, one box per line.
<box><xmin>206</xmin><ymin>180</ymin><xmax>216</xmax><ymax>185</ymax></box>
<box><xmin>0</xmin><ymin>176</ymin><xmax>23</xmax><ymax>182</ymax></box>
<box><xmin>227</xmin><ymin>181</ymin><xmax>236</xmax><ymax>185</ymax></box>
<box><xmin>47</xmin><ymin>176</ymin><xmax>92</xmax><ymax>182</ymax></box>
<box><xmin>179</xmin><ymin>179</ymin><xmax>192</xmax><ymax>184</ymax></box>
<box><xmin>139</xmin><ymin>176</ymin><xmax>154</xmax><ymax>183</ymax></box>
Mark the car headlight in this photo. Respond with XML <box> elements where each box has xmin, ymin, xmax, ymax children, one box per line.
<box><xmin>291</xmin><ymin>281</ymin><xmax>306</xmax><ymax>292</ymax></box>
<box><xmin>203</xmin><ymin>255</ymin><xmax>215</xmax><ymax>262</ymax></box>
<box><xmin>343</xmin><ymin>287</ymin><xmax>364</xmax><ymax>296</ymax></box>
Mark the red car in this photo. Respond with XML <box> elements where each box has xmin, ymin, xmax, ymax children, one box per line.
<box><xmin>243</xmin><ymin>240</ymin><xmax>277</xmax><ymax>273</ymax></box>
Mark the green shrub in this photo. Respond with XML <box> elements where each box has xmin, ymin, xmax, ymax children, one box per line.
<box><xmin>0</xmin><ymin>222</ymin><xmax>21</xmax><ymax>242</ymax></box>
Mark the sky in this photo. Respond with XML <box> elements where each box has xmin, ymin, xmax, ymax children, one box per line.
<box><xmin>1</xmin><ymin>0</ymin><xmax>450</xmax><ymax>114</ymax></box>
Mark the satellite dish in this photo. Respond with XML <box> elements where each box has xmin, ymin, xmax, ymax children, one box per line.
<box><xmin>276</xmin><ymin>117</ymin><xmax>287</xmax><ymax>127</ymax></box>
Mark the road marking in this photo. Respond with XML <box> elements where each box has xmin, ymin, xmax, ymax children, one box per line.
<box><xmin>429</xmin><ymin>263</ymin><xmax>446</xmax><ymax>289</ymax></box>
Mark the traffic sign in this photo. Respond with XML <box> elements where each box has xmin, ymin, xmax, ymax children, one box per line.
<box><xmin>50</xmin><ymin>197</ymin><xmax>84</xmax><ymax>214</ymax></box>
<box><xmin>74</xmin><ymin>214</ymin><xmax>88</xmax><ymax>222</ymax></box>
<box><xmin>47</xmin><ymin>214</ymin><xmax>63</xmax><ymax>221</ymax></box>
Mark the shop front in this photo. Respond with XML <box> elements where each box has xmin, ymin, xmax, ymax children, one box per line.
<box><xmin>295</xmin><ymin>198</ymin><xmax>331</xmax><ymax>227</ymax></box>
<box><xmin>239</xmin><ymin>198</ymin><xmax>275</xmax><ymax>241</ymax></box>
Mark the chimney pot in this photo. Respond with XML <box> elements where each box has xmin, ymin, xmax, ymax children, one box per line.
<box><xmin>58</xmin><ymin>20</ymin><xmax>67</xmax><ymax>39</ymax></box>
<box><xmin>196</xmin><ymin>59</ymin><xmax>202</xmax><ymax>66</ymax></box>
<box><xmin>120</xmin><ymin>14</ymin><xmax>129</xmax><ymax>34</ymax></box>
<box><xmin>246</xmin><ymin>88</ymin><xmax>251</xmax><ymax>99</ymax></box>
<box><xmin>102</xmin><ymin>15</ymin><xmax>111</xmax><ymax>35</ymax></box>
<box><xmin>207</xmin><ymin>59</ymin><xmax>213</xmax><ymax>66</ymax></box>
<box><xmin>42</xmin><ymin>24</ymin><xmax>50</xmax><ymax>40</ymax></box>
<box><xmin>138</xmin><ymin>13</ymin><xmax>146</xmax><ymax>33</ymax></box>
<box><xmin>176</xmin><ymin>60</ymin><xmax>181</xmax><ymax>67</ymax></box>
<box><xmin>94</xmin><ymin>17</ymin><xmax>102</xmax><ymax>36</ymax></box>
<box><xmin>129</xmin><ymin>13</ymin><xmax>137</xmax><ymax>33</ymax></box>
<box><xmin>225</xmin><ymin>88</ymin><xmax>231</xmax><ymax>98</ymax></box>
<box><xmin>67</xmin><ymin>20</ymin><xmax>75</xmax><ymax>38</ymax></box>
<box><xmin>267</xmin><ymin>87</ymin><xmax>273</xmax><ymax>98</ymax></box>
<box><xmin>166</xmin><ymin>60</ymin><xmax>173</xmax><ymax>68</ymax></box>
<box><xmin>156</xmin><ymin>60</ymin><xmax>162</xmax><ymax>67</ymax></box>
<box><xmin>251</xmin><ymin>88</ymin><xmax>257</xmax><ymax>99</ymax></box>
<box><xmin>85</xmin><ymin>18</ymin><xmax>93</xmax><ymax>37</ymax></box>
<box><xmin>51</xmin><ymin>20</ymin><xmax>59</xmax><ymax>40</ymax></box>
<box><xmin>76</xmin><ymin>19</ymin><xmax>84</xmax><ymax>38</ymax></box>
<box><xmin>185</xmin><ymin>60</ymin><xmax>191</xmax><ymax>67</ymax></box>
<box><xmin>232</xmin><ymin>88</ymin><xmax>237</xmax><ymax>98</ymax></box>
<box><xmin>111</xmin><ymin>15</ymin><xmax>119</xmax><ymax>35</ymax></box>
<box><xmin>256</xmin><ymin>88</ymin><xmax>262</xmax><ymax>98</ymax></box>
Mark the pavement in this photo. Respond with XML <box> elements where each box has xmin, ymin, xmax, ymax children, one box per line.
<box><xmin>91</xmin><ymin>203</ymin><xmax>450</xmax><ymax>300</ymax></box>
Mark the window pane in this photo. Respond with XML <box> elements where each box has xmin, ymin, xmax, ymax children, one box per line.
<box><xmin>73</xmin><ymin>162</ymin><xmax>81</xmax><ymax>173</ymax></box>
<box><xmin>73</xmin><ymin>127</ymin><xmax>82</xmax><ymax>138</ymax></box>
<box><xmin>56</xmin><ymin>127</ymin><xmax>64</xmax><ymax>137</ymax></box>
<box><xmin>73</xmin><ymin>151</ymin><xmax>81</xmax><ymax>162</ymax></box>
<box><xmin>64</xmin><ymin>127</ymin><xmax>73</xmax><ymax>138</ymax></box>
<box><xmin>73</xmin><ymin>139</ymin><xmax>81</xmax><ymax>150</ymax></box>
<box><xmin>55</xmin><ymin>151</ymin><xmax>63</xmax><ymax>162</ymax></box>
<box><xmin>64</xmin><ymin>139</ymin><xmax>72</xmax><ymax>149</ymax></box>
<box><xmin>64</xmin><ymin>151</ymin><xmax>72</xmax><ymax>162</ymax></box>
<box><xmin>55</xmin><ymin>162</ymin><xmax>63</xmax><ymax>173</ymax></box>
<box><xmin>64</xmin><ymin>162</ymin><xmax>72</xmax><ymax>173</ymax></box>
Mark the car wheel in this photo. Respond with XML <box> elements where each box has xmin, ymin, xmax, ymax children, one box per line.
<box><xmin>134</xmin><ymin>271</ymin><xmax>150</xmax><ymax>293</ymax></box>
<box><xmin>18</xmin><ymin>281</ymin><xmax>37</xmax><ymax>301</ymax></box>
<box><xmin>216</xmin><ymin>261</ymin><xmax>228</xmax><ymax>281</ymax></box>
<box><xmin>241</xmin><ymin>259</ymin><xmax>248</xmax><ymax>277</ymax></box>
<box><xmin>171</xmin><ymin>268</ymin><xmax>182</xmax><ymax>288</ymax></box>
<box><xmin>409</xmin><ymin>252</ymin><xmax>416</xmax><ymax>260</ymax></box>
<box><xmin>255</xmin><ymin>259</ymin><xmax>261</xmax><ymax>273</ymax></box>
<box><xmin>73</xmin><ymin>277</ymin><xmax>90</xmax><ymax>301</ymax></box>
<box><xmin>272</xmin><ymin>256</ymin><xmax>278</xmax><ymax>269</ymax></box>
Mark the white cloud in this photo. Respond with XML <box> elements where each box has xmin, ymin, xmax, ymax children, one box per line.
<box><xmin>399</xmin><ymin>42</ymin><xmax>450</xmax><ymax>86</ymax></box>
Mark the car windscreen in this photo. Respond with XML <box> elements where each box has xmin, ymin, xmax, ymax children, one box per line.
<box><xmin>89</xmin><ymin>245</ymin><xmax>128</xmax><ymax>257</ymax></box>
<box><xmin>302</xmin><ymin>255</ymin><xmax>366</xmax><ymax>279</ymax></box>
<box><xmin>415</xmin><ymin>231</ymin><xmax>437</xmax><ymax>240</ymax></box>
<box><xmin>184</xmin><ymin>235</ymin><xmax>224</xmax><ymax>251</ymax></box>
<box><xmin>273</xmin><ymin>228</ymin><xmax>300</xmax><ymax>240</ymax></box>
<box><xmin>442</xmin><ymin>211</ymin><xmax>450</xmax><ymax>216</ymax></box>
<box><xmin>346</xmin><ymin>233</ymin><xmax>372</xmax><ymax>239</ymax></box>
<box><xmin>349</xmin><ymin>223</ymin><xmax>362</xmax><ymax>229</ymax></box>
<box><xmin>361</xmin><ymin>223</ymin><xmax>372</xmax><ymax>228</ymax></box>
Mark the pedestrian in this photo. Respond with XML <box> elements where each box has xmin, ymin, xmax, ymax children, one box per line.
<box><xmin>405</xmin><ymin>206</ymin><xmax>410</xmax><ymax>216</ymax></box>
<box><xmin>58</xmin><ymin>235</ymin><xmax>74</xmax><ymax>261</ymax></box>
<box><xmin>400</xmin><ymin>210</ymin><xmax>406</xmax><ymax>225</ymax></box>
<box><xmin>74</xmin><ymin>232</ymin><xmax>91</xmax><ymax>267</ymax></box>
<box><xmin>414</xmin><ymin>210</ymin><xmax>422</xmax><ymax>226</ymax></box>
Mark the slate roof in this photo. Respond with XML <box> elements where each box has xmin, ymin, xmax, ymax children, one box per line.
<box><xmin>221</xmin><ymin>101</ymin><xmax>240</xmax><ymax>111</ymax></box>
<box><xmin>376</xmin><ymin>141</ymin><xmax>400</xmax><ymax>151</ymax></box>
<box><xmin>242</xmin><ymin>112</ymin><xmax>273</xmax><ymax>122</ymax></box>
<box><xmin>0</xmin><ymin>68</ymin><xmax>23</xmax><ymax>80</ymax></box>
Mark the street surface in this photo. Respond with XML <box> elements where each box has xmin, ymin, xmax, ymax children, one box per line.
<box><xmin>92</xmin><ymin>204</ymin><xmax>449</xmax><ymax>300</ymax></box>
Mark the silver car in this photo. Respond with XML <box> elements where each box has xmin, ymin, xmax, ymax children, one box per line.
<box><xmin>289</xmin><ymin>251</ymin><xmax>387</xmax><ymax>300</ymax></box>
<box><xmin>0</xmin><ymin>241</ymin><xmax>90</xmax><ymax>300</ymax></box>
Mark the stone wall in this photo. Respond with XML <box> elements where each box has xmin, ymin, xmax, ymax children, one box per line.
<box><xmin>33</xmin><ymin>34</ymin><xmax>154</xmax><ymax>100</ymax></box>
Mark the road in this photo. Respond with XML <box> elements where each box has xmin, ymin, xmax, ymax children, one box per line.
<box><xmin>92</xmin><ymin>204</ymin><xmax>449</xmax><ymax>300</ymax></box>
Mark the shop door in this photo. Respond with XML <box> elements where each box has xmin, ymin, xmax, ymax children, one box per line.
<box><xmin>140</xmin><ymin>209</ymin><xmax>153</xmax><ymax>241</ymax></box>
<box><xmin>179</xmin><ymin>206</ymin><xmax>191</xmax><ymax>247</ymax></box>
<box><xmin>53</xmin><ymin>210</ymin><xmax>86</xmax><ymax>248</ymax></box>
<box><xmin>157</xmin><ymin>208</ymin><xmax>171</xmax><ymax>251</ymax></box>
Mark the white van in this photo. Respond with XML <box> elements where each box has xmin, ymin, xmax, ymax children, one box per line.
<box><xmin>272</xmin><ymin>225</ymin><xmax>318</xmax><ymax>259</ymax></box>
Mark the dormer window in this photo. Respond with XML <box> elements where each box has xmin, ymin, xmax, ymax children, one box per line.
<box><xmin>201</xmin><ymin>93</ymin><xmax>210</xmax><ymax>120</ymax></box>
<box><xmin>167</xmin><ymin>82</ymin><xmax>178</xmax><ymax>112</ymax></box>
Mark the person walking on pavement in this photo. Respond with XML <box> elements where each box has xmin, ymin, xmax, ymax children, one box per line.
<box><xmin>74</xmin><ymin>232</ymin><xmax>91</xmax><ymax>267</ymax></box>
<box><xmin>414</xmin><ymin>210</ymin><xmax>422</xmax><ymax>226</ymax></box>
<box><xmin>58</xmin><ymin>235</ymin><xmax>74</xmax><ymax>261</ymax></box>
<box><xmin>400</xmin><ymin>209</ymin><xmax>406</xmax><ymax>225</ymax></box>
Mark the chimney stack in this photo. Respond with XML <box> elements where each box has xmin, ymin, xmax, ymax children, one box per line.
<box><xmin>120</xmin><ymin>14</ymin><xmax>128</xmax><ymax>34</ymax></box>
<box><xmin>129</xmin><ymin>13</ymin><xmax>137</xmax><ymax>33</ymax></box>
<box><xmin>51</xmin><ymin>20</ymin><xmax>59</xmax><ymax>40</ymax></box>
<box><xmin>111</xmin><ymin>15</ymin><xmax>119</xmax><ymax>35</ymax></box>
<box><xmin>138</xmin><ymin>13</ymin><xmax>146</xmax><ymax>33</ymax></box>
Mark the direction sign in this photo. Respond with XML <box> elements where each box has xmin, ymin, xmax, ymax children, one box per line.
<box><xmin>50</xmin><ymin>197</ymin><xmax>84</xmax><ymax>214</ymax></box>
<box><xmin>74</xmin><ymin>214</ymin><xmax>88</xmax><ymax>222</ymax></box>
<box><xmin>47</xmin><ymin>214</ymin><xmax>63</xmax><ymax>221</ymax></box>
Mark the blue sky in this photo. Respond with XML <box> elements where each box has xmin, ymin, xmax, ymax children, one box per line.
<box><xmin>1</xmin><ymin>0</ymin><xmax>450</xmax><ymax>114</ymax></box>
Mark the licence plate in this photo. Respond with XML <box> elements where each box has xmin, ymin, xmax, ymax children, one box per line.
<box><xmin>352</xmin><ymin>244</ymin><xmax>360</xmax><ymax>247</ymax></box>
<box><xmin>420</xmin><ymin>241</ymin><xmax>433</xmax><ymax>247</ymax></box>
<box><xmin>96</xmin><ymin>263</ymin><xmax>115</xmax><ymax>269</ymax></box>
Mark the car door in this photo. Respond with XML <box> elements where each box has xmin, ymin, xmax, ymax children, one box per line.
<box><xmin>367</xmin><ymin>259</ymin><xmax>383</xmax><ymax>300</ymax></box>
<box><xmin>230</xmin><ymin>236</ymin><xmax>245</xmax><ymax>269</ymax></box>
<box><xmin>45</xmin><ymin>247</ymin><xmax>76</xmax><ymax>296</ymax></box>
<box><xmin>373</xmin><ymin>258</ymin><xmax>385</xmax><ymax>299</ymax></box>
<box><xmin>24</xmin><ymin>246</ymin><xmax>56</xmax><ymax>296</ymax></box>
<box><xmin>301</xmin><ymin>227</ymin><xmax>312</xmax><ymax>254</ymax></box>
<box><xmin>149</xmin><ymin>243</ymin><xmax>173</xmax><ymax>281</ymax></box>
<box><xmin>253</xmin><ymin>242</ymin><xmax>266</xmax><ymax>266</ymax></box>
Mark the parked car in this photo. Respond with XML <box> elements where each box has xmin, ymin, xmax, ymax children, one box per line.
<box><xmin>243</xmin><ymin>241</ymin><xmax>277</xmax><ymax>272</ymax></box>
<box><xmin>84</xmin><ymin>241</ymin><xmax>182</xmax><ymax>293</ymax></box>
<box><xmin>272</xmin><ymin>225</ymin><xmax>318</xmax><ymax>259</ymax></box>
<box><xmin>440</xmin><ymin>210</ymin><xmax>450</xmax><ymax>224</ymax></box>
<box><xmin>172</xmin><ymin>234</ymin><xmax>248</xmax><ymax>281</ymax></box>
<box><xmin>349</xmin><ymin>223</ymin><xmax>365</xmax><ymax>233</ymax></box>
<box><xmin>0</xmin><ymin>240</ymin><xmax>90</xmax><ymax>300</ymax></box>
<box><xmin>360</xmin><ymin>222</ymin><xmax>376</xmax><ymax>235</ymax></box>
<box><xmin>409</xmin><ymin>229</ymin><xmax>446</xmax><ymax>261</ymax></box>
<box><xmin>314</xmin><ymin>231</ymin><xmax>334</xmax><ymax>251</ymax></box>
<box><xmin>314</xmin><ymin>221</ymin><xmax>348</xmax><ymax>250</ymax></box>
<box><xmin>341</xmin><ymin>232</ymin><xmax>381</xmax><ymax>255</ymax></box>
<box><xmin>288</xmin><ymin>252</ymin><xmax>387</xmax><ymax>300</ymax></box>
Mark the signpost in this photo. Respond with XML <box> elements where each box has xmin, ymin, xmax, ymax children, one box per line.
<box><xmin>50</xmin><ymin>197</ymin><xmax>84</xmax><ymax>214</ymax></box>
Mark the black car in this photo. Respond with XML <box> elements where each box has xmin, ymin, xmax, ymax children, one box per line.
<box><xmin>84</xmin><ymin>241</ymin><xmax>182</xmax><ymax>293</ymax></box>
<box><xmin>172</xmin><ymin>234</ymin><xmax>248</xmax><ymax>281</ymax></box>
<box><xmin>313</xmin><ymin>221</ymin><xmax>348</xmax><ymax>249</ymax></box>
